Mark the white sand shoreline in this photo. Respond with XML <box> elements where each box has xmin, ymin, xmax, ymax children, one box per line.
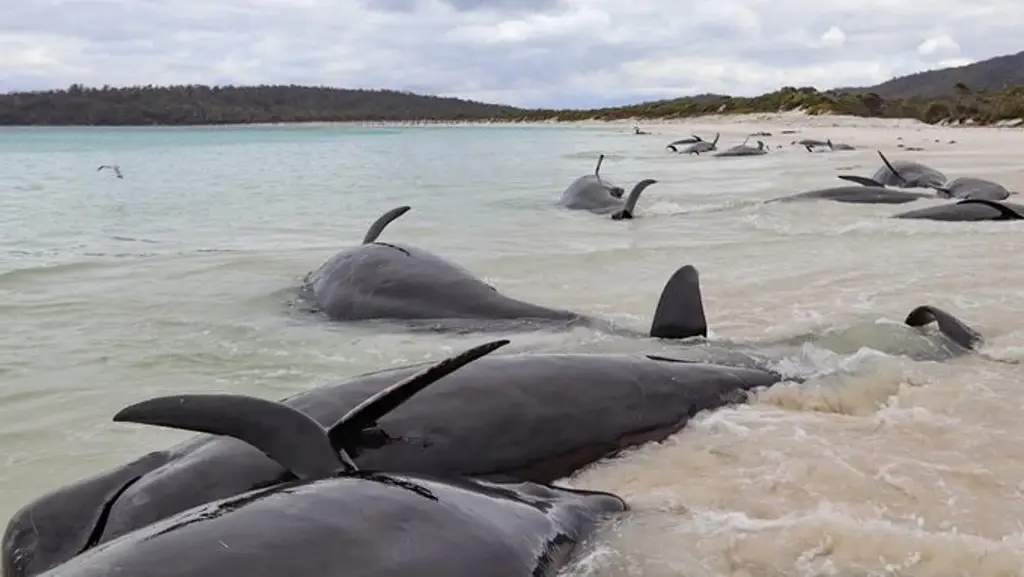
<box><xmin>238</xmin><ymin>109</ymin><xmax>1023</xmax><ymax>133</ymax></box>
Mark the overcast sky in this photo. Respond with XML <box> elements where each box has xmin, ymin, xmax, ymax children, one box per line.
<box><xmin>1</xmin><ymin>0</ymin><xmax>1019</xmax><ymax>108</ymax></box>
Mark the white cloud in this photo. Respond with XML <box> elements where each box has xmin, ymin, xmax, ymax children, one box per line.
<box><xmin>819</xmin><ymin>26</ymin><xmax>846</xmax><ymax>48</ymax></box>
<box><xmin>917</xmin><ymin>33</ymin><xmax>961</xmax><ymax>57</ymax></box>
<box><xmin>0</xmin><ymin>0</ymin><xmax>1019</xmax><ymax>107</ymax></box>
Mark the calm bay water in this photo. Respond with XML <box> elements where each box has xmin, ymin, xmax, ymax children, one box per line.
<box><xmin>1</xmin><ymin>121</ymin><xmax>1022</xmax><ymax>576</ymax></box>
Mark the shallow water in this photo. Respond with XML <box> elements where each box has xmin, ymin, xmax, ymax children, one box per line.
<box><xmin>1</xmin><ymin>122</ymin><xmax>1022</xmax><ymax>576</ymax></box>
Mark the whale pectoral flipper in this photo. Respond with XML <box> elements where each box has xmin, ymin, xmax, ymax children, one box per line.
<box><xmin>362</xmin><ymin>206</ymin><xmax>411</xmax><ymax>244</ymax></box>
<box><xmin>904</xmin><ymin>305</ymin><xmax>983</xmax><ymax>350</ymax></box>
<box><xmin>327</xmin><ymin>339</ymin><xmax>510</xmax><ymax>446</ymax></box>
<box><xmin>837</xmin><ymin>175</ymin><xmax>885</xmax><ymax>187</ymax></box>
<box><xmin>956</xmin><ymin>199</ymin><xmax>1024</xmax><ymax>220</ymax></box>
<box><xmin>649</xmin><ymin>264</ymin><xmax>708</xmax><ymax>340</ymax></box>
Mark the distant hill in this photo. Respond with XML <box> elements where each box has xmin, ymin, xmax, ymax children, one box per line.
<box><xmin>842</xmin><ymin>50</ymin><xmax>1024</xmax><ymax>99</ymax></box>
<box><xmin>0</xmin><ymin>84</ymin><xmax>519</xmax><ymax>126</ymax></box>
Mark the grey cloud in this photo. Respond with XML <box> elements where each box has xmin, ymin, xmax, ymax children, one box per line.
<box><xmin>0</xmin><ymin>0</ymin><xmax>1019</xmax><ymax>107</ymax></box>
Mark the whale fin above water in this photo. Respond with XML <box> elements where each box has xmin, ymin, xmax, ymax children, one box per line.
<box><xmin>955</xmin><ymin>198</ymin><xmax>1024</xmax><ymax>220</ymax></box>
<box><xmin>904</xmin><ymin>305</ymin><xmax>983</xmax><ymax>350</ymax></box>
<box><xmin>877</xmin><ymin>151</ymin><xmax>909</xmax><ymax>187</ymax></box>
<box><xmin>649</xmin><ymin>264</ymin><xmax>708</xmax><ymax>340</ymax></box>
<box><xmin>327</xmin><ymin>339</ymin><xmax>510</xmax><ymax>447</ymax></box>
<box><xmin>610</xmin><ymin>178</ymin><xmax>658</xmax><ymax>220</ymax></box>
<box><xmin>362</xmin><ymin>206</ymin><xmax>411</xmax><ymax>244</ymax></box>
<box><xmin>113</xmin><ymin>340</ymin><xmax>511</xmax><ymax>480</ymax></box>
<box><xmin>837</xmin><ymin>175</ymin><xmax>885</xmax><ymax>187</ymax></box>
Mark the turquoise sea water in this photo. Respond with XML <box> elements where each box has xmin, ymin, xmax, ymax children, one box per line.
<box><xmin>1</xmin><ymin>122</ymin><xmax>1023</xmax><ymax>575</ymax></box>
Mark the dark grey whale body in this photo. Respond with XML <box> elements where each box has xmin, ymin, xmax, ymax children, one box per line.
<box><xmin>5</xmin><ymin>337</ymin><xmax>780</xmax><ymax>577</ymax></box>
<box><xmin>714</xmin><ymin>139</ymin><xmax>768</xmax><ymax>157</ymax></box>
<box><xmin>768</xmin><ymin>184</ymin><xmax>934</xmax><ymax>204</ymax></box>
<box><xmin>2</xmin><ymin>264</ymin><xmax>987</xmax><ymax>577</ymax></box>
<box><xmin>558</xmin><ymin>154</ymin><xmax>658</xmax><ymax>219</ymax></box>
<box><xmin>37</xmin><ymin>475</ymin><xmax>622</xmax><ymax>577</ymax></box>
<box><xmin>300</xmin><ymin>205</ymin><xmax>686</xmax><ymax>329</ymax></box>
<box><xmin>676</xmin><ymin>132</ymin><xmax>720</xmax><ymax>155</ymax></box>
<box><xmin>933</xmin><ymin>177</ymin><xmax>1013</xmax><ymax>201</ymax></box>
<box><xmin>838</xmin><ymin>151</ymin><xmax>947</xmax><ymax>189</ymax></box>
<box><xmin>894</xmin><ymin>198</ymin><xmax>1024</xmax><ymax>221</ymax></box>
<box><xmin>32</xmin><ymin>374</ymin><xmax>625</xmax><ymax>577</ymax></box>
<box><xmin>666</xmin><ymin>134</ymin><xmax>704</xmax><ymax>151</ymax></box>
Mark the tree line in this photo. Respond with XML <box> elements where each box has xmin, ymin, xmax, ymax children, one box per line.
<box><xmin>1</xmin><ymin>82</ymin><xmax>1022</xmax><ymax>127</ymax></box>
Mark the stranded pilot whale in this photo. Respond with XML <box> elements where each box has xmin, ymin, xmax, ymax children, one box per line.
<box><xmin>837</xmin><ymin>151</ymin><xmax>947</xmax><ymax>189</ymax></box>
<box><xmin>894</xmin><ymin>198</ymin><xmax>1024</xmax><ymax>222</ymax></box>
<box><xmin>4</xmin><ymin>337</ymin><xmax>782</xmax><ymax>577</ymax></box>
<box><xmin>28</xmin><ymin>380</ymin><xmax>625</xmax><ymax>577</ymax></box>
<box><xmin>767</xmin><ymin>185</ymin><xmax>934</xmax><ymax>204</ymax></box>
<box><xmin>299</xmin><ymin>205</ymin><xmax>690</xmax><ymax>331</ymax></box>
<box><xmin>558</xmin><ymin>154</ymin><xmax>659</xmax><ymax>219</ymax></box>
<box><xmin>3</xmin><ymin>266</ymin><xmax>987</xmax><ymax>577</ymax></box>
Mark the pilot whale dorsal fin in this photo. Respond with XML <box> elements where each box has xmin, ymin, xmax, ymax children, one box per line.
<box><xmin>112</xmin><ymin>340</ymin><xmax>510</xmax><ymax>481</ymax></box>
<box><xmin>362</xmin><ymin>206</ymin><xmax>411</xmax><ymax>244</ymax></box>
<box><xmin>649</xmin><ymin>264</ymin><xmax>708</xmax><ymax>340</ymax></box>
<box><xmin>113</xmin><ymin>394</ymin><xmax>344</xmax><ymax>480</ymax></box>
<box><xmin>837</xmin><ymin>175</ymin><xmax>885</xmax><ymax>187</ymax></box>
<box><xmin>877</xmin><ymin>150</ymin><xmax>908</xmax><ymax>186</ymax></box>
<box><xmin>904</xmin><ymin>305</ymin><xmax>983</xmax><ymax>350</ymax></box>
<box><xmin>956</xmin><ymin>198</ymin><xmax>1024</xmax><ymax>220</ymax></box>
<box><xmin>327</xmin><ymin>339</ymin><xmax>509</xmax><ymax>447</ymax></box>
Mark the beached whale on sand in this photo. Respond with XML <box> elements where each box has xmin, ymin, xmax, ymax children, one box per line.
<box><xmin>837</xmin><ymin>151</ymin><xmax>947</xmax><ymax>189</ymax></box>
<box><xmin>2</xmin><ymin>338</ymin><xmax>782</xmax><ymax>577</ymax></box>
<box><xmin>932</xmin><ymin>176</ymin><xmax>1014</xmax><ymax>201</ymax></box>
<box><xmin>894</xmin><ymin>198</ymin><xmax>1024</xmax><ymax>222</ymax></box>
<box><xmin>558</xmin><ymin>154</ymin><xmax>658</xmax><ymax>219</ymax></box>
<box><xmin>299</xmin><ymin>206</ymin><xmax>694</xmax><ymax>332</ymax></box>
<box><xmin>666</xmin><ymin>134</ymin><xmax>704</xmax><ymax>151</ymax></box>
<box><xmin>675</xmin><ymin>132</ymin><xmax>720</xmax><ymax>155</ymax></box>
<box><xmin>26</xmin><ymin>362</ymin><xmax>626</xmax><ymax>577</ymax></box>
<box><xmin>3</xmin><ymin>264</ymin><xmax>988</xmax><ymax>577</ymax></box>
<box><xmin>767</xmin><ymin>184</ymin><xmax>935</xmax><ymax>204</ymax></box>
<box><xmin>714</xmin><ymin>138</ymin><xmax>768</xmax><ymax>157</ymax></box>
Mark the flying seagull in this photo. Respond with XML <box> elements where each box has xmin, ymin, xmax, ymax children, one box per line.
<box><xmin>97</xmin><ymin>164</ymin><xmax>123</xmax><ymax>179</ymax></box>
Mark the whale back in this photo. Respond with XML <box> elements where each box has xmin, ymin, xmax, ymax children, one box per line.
<box><xmin>937</xmin><ymin>177</ymin><xmax>1011</xmax><ymax>201</ymax></box>
<box><xmin>871</xmin><ymin>159</ymin><xmax>946</xmax><ymax>188</ymax></box>
<box><xmin>559</xmin><ymin>174</ymin><xmax>624</xmax><ymax>210</ymax></box>
<box><xmin>306</xmin><ymin>243</ymin><xmax>576</xmax><ymax>322</ymax></box>
<box><xmin>34</xmin><ymin>474</ymin><xmax>624</xmax><ymax>577</ymax></box>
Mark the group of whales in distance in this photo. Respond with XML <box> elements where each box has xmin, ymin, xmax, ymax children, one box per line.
<box><xmin>7</xmin><ymin>124</ymin><xmax>1016</xmax><ymax>577</ymax></box>
<box><xmin>665</xmin><ymin>139</ymin><xmax>1019</xmax><ymax>220</ymax></box>
<box><xmin>4</xmin><ymin>248</ymin><xmax>989</xmax><ymax>577</ymax></box>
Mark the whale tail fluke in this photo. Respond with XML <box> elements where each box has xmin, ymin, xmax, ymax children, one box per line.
<box><xmin>837</xmin><ymin>175</ymin><xmax>885</xmax><ymax>187</ymax></box>
<box><xmin>955</xmin><ymin>199</ymin><xmax>1024</xmax><ymax>220</ymax></box>
<box><xmin>363</xmin><ymin>206</ymin><xmax>411</xmax><ymax>244</ymax></box>
<box><xmin>904</xmin><ymin>306</ymin><xmax>982</xmax><ymax>350</ymax></box>
<box><xmin>649</xmin><ymin>264</ymin><xmax>708</xmax><ymax>340</ymax></box>
<box><xmin>112</xmin><ymin>339</ymin><xmax>511</xmax><ymax>480</ymax></box>
<box><xmin>611</xmin><ymin>178</ymin><xmax>657</xmax><ymax>221</ymax></box>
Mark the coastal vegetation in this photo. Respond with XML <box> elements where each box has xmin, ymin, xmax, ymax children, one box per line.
<box><xmin>1</xmin><ymin>50</ymin><xmax>1023</xmax><ymax>127</ymax></box>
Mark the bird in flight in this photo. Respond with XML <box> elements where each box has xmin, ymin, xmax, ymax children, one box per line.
<box><xmin>97</xmin><ymin>164</ymin><xmax>123</xmax><ymax>179</ymax></box>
